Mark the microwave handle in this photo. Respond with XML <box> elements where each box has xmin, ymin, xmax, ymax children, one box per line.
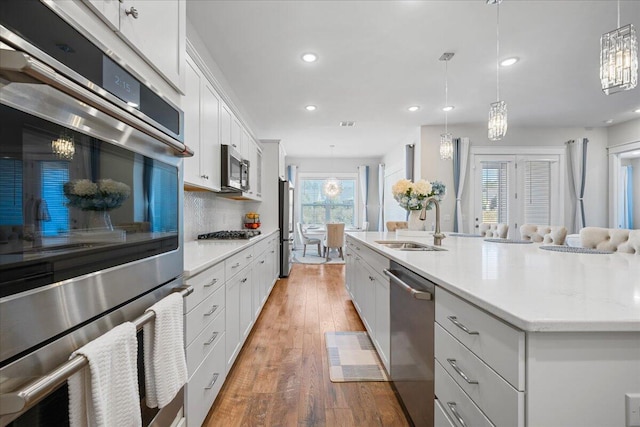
<box><xmin>0</xmin><ymin>49</ymin><xmax>194</xmax><ymax>158</ymax></box>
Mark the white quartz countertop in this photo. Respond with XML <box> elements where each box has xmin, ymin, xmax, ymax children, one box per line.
<box><xmin>347</xmin><ymin>232</ymin><xmax>640</xmax><ymax>332</ymax></box>
<box><xmin>183</xmin><ymin>229</ymin><xmax>278</xmax><ymax>278</ymax></box>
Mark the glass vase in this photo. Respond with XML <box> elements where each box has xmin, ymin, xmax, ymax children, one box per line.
<box><xmin>408</xmin><ymin>210</ymin><xmax>424</xmax><ymax>231</ymax></box>
<box><xmin>89</xmin><ymin>210</ymin><xmax>114</xmax><ymax>231</ymax></box>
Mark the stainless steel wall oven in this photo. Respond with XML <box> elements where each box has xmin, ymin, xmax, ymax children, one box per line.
<box><xmin>0</xmin><ymin>1</ymin><xmax>191</xmax><ymax>425</ymax></box>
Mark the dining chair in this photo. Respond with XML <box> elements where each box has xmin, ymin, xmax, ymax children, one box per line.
<box><xmin>323</xmin><ymin>223</ymin><xmax>345</xmax><ymax>260</ymax></box>
<box><xmin>580</xmin><ymin>227</ymin><xmax>638</xmax><ymax>253</ymax></box>
<box><xmin>479</xmin><ymin>223</ymin><xmax>508</xmax><ymax>238</ymax></box>
<box><xmin>520</xmin><ymin>224</ymin><xmax>568</xmax><ymax>245</ymax></box>
<box><xmin>386</xmin><ymin>221</ymin><xmax>408</xmax><ymax>232</ymax></box>
<box><xmin>296</xmin><ymin>222</ymin><xmax>321</xmax><ymax>257</ymax></box>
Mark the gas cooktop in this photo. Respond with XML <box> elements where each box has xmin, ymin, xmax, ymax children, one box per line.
<box><xmin>197</xmin><ymin>230</ymin><xmax>261</xmax><ymax>240</ymax></box>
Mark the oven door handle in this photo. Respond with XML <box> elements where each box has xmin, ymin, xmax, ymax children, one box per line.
<box><xmin>0</xmin><ymin>285</ymin><xmax>193</xmax><ymax>416</ymax></box>
<box><xmin>383</xmin><ymin>269</ymin><xmax>432</xmax><ymax>300</ymax></box>
<box><xmin>0</xmin><ymin>49</ymin><xmax>194</xmax><ymax>158</ymax></box>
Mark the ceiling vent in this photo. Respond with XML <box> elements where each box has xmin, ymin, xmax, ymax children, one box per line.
<box><xmin>339</xmin><ymin>121</ymin><xmax>355</xmax><ymax>127</ymax></box>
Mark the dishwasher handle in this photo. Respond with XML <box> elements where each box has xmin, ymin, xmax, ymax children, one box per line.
<box><xmin>383</xmin><ymin>269</ymin><xmax>432</xmax><ymax>300</ymax></box>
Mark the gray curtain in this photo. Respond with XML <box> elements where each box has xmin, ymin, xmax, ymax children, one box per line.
<box><xmin>452</xmin><ymin>138</ymin><xmax>461</xmax><ymax>232</ymax></box>
<box><xmin>453</xmin><ymin>138</ymin><xmax>470</xmax><ymax>233</ymax></box>
<box><xmin>405</xmin><ymin>144</ymin><xmax>415</xmax><ymax>181</ymax></box>
<box><xmin>358</xmin><ymin>165</ymin><xmax>369</xmax><ymax>229</ymax></box>
<box><xmin>567</xmin><ymin>138</ymin><xmax>588</xmax><ymax>232</ymax></box>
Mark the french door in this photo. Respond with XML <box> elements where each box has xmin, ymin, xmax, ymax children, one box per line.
<box><xmin>473</xmin><ymin>154</ymin><xmax>562</xmax><ymax>238</ymax></box>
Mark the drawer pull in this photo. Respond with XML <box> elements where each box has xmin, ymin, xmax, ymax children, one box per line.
<box><xmin>204</xmin><ymin>331</ymin><xmax>219</xmax><ymax>345</ymax></box>
<box><xmin>204</xmin><ymin>373</ymin><xmax>219</xmax><ymax>390</ymax></box>
<box><xmin>368</xmin><ymin>275</ymin><xmax>375</xmax><ymax>281</ymax></box>
<box><xmin>204</xmin><ymin>278</ymin><xmax>218</xmax><ymax>288</ymax></box>
<box><xmin>241</xmin><ymin>277</ymin><xmax>248</xmax><ymax>283</ymax></box>
<box><xmin>446</xmin><ymin>359</ymin><xmax>479</xmax><ymax>385</ymax></box>
<box><xmin>231</xmin><ymin>263</ymin><xmax>241</xmax><ymax>268</ymax></box>
<box><xmin>260</xmin><ymin>260</ymin><xmax>265</xmax><ymax>264</ymax></box>
<box><xmin>204</xmin><ymin>305</ymin><xmax>219</xmax><ymax>316</ymax></box>
<box><xmin>246</xmin><ymin>254</ymin><xmax>253</xmax><ymax>259</ymax></box>
<box><xmin>446</xmin><ymin>402</ymin><xmax>467</xmax><ymax>427</ymax></box>
<box><xmin>447</xmin><ymin>316</ymin><xmax>479</xmax><ymax>335</ymax></box>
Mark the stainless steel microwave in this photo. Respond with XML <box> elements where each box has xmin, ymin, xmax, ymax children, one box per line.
<box><xmin>221</xmin><ymin>144</ymin><xmax>249</xmax><ymax>192</ymax></box>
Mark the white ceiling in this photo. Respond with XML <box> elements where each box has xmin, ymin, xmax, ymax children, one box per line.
<box><xmin>187</xmin><ymin>0</ymin><xmax>640</xmax><ymax>158</ymax></box>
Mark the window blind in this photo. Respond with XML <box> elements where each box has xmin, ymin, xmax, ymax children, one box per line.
<box><xmin>0</xmin><ymin>159</ymin><xmax>23</xmax><ymax>226</ymax></box>
<box><xmin>41</xmin><ymin>161</ymin><xmax>70</xmax><ymax>236</ymax></box>
<box><xmin>481</xmin><ymin>162</ymin><xmax>508</xmax><ymax>224</ymax></box>
<box><xmin>523</xmin><ymin>160</ymin><xmax>551</xmax><ymax>225</ymax></box>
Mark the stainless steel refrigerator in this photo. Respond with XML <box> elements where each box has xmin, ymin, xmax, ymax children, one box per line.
<box><xmin>279</xmin><ymin>179</ymin><xmax>294</xmax><ymax>277</ymax></box>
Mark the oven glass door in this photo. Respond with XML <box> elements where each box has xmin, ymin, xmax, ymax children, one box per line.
<box><xmin>0</xmin><ymin>104</ymin><xmax>179</xmax><ymax>298</ymax></box>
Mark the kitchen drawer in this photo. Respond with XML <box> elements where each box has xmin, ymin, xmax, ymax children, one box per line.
<box><xmin>435</xmin><ymin>287</ymin><xmax>525</xmax><ymax>390</ymax></box>
<box><xmin>435</xmin><ymin>324</ymin><xmax>524</xmax><ymax>427</ymax></box>
<box><xmin>435</xmin><ymin>360</ymin><xmax>495</xmax><ymax>427</ymax></box>
<box><xmin>185</xmin><ymin>307</ymin><xmax>225</xmax><ymax>378</ymax></box>
<box><xmin>435</xmin><ymin>399</ymin><xmax>456</xmax><ymax>427</ymax></box>
<box><xmin>185</xmin><ymin>334</ymin><xmax>226</xmax><ymax>427</ymax></box>
<box><xmin>184</xmin><ymin>262</ymin><xmax>225</xmax><ymax>314</ymax></box>
<box><xmin>225</xmin><ymin>246</ymin><xmax>254</xmax><ymax>280</ymax></box>
<box><xmin>185</xmin><ymin>284</ymin><xmax>225</xmax><ymax>346</ymax></box>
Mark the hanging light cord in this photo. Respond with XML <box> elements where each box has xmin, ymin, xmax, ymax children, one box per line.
<box><xmin>444</xmin><ymin>59</ymin><xmax>449</xmax><ymax>133</ymax></box>
<box><xmin>496</xmin><ymin>1</ymin><xmax>500</xmax><ymax>102</ymax></box>
<box><xmin>617</xmin><ymin>0</ymin><xmax>620</xmax><ymax>28</ymax></box>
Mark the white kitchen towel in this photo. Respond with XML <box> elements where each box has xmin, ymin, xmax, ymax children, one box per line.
<box><xmin>143</xmin><ymin>292</ymin><xmax>187</xmax><ymax>408</ymax></box>
<box><xmin>67</xmin><ymin>322</ymin><xmax>141</xmax><ymax>427</ymax></box>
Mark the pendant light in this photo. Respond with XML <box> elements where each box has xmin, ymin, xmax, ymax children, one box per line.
<box><xmin>488</xmin><ymin>0</ymin><xmax>507</xmax><ymax>141</ymax></box>
<box><xmin>600</xmin><ymin>0</ymin><xmax>638</xmax><ymax>94</ymax></box>
<box><xmin>439</xmin><ymin>52</ymin><xmax>454</xmax><ymax>160</ymax></box>
<box><xmin>323</xmin><ymin>145</ymin><xmax>342</xmax><ymax>198</ymax></box>
<box><xmin>51</xmin><ymin>131</ymin><xmax>75</xmax><ymax>160</ymax></box>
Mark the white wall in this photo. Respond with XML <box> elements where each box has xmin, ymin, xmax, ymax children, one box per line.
<box><xmin>420</xmin><ymin>124</ymin><xmax>610</xmax><ymax>232</ymax></box>
<box><xmin>607</xmin><ymin>118</ymin><xmax>640</xmax><ymax>147</ymax></box>
<box><xmin>286</xmin><ymin>156</ymin><xmax>381</xmax><ymax>232</ymax></box>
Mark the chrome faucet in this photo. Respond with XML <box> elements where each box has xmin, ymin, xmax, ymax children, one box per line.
<box><xmin>419</xmin><ymin>197</ymin><xmax>446</xmax><ymax>246</ymax></box>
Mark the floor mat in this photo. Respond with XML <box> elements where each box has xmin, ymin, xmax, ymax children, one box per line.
<box><xmin>292</xmin><ymin>249</ymin><xmax>345</xmax><ymax>265</ymax></box>
<box><xmin>324</xmin><ymin>331</ymin><xmax>388</xmax><ymax>382</ymax></box>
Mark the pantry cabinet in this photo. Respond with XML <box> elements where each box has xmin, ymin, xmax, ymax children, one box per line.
<box><xmin>183</xmin><ymin>56</ymin><xmax>221</xmax><ymax>191</ymax></box>
<box><xmin>82</xmin><ymin>0</ymin><xmax>185</xmax><ymax>91</ymax></box>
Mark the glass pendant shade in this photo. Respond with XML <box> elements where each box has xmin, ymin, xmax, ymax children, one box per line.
<box><xmin>323</xmin><ymin>178</ymin><xmax>341</xmax><ymax>198</ymax></box>
<box><xmin>51</xmin><ymin>134</ymin><xmax>75</xmax><ymax>160</ymax></box>
<box><xmin>440</xmin><ymin>133</ymin><xmax>453</xmax><ymax>160</ymax></box>
<box><xmin>488</xmin><ymin>100</ymin><xmax>508</xmax><ymax>141</ymax></box>
<box><xmin>600</xmin><ymin>24</ymin><xmax>638</xmax><ymax>94</ymax></box>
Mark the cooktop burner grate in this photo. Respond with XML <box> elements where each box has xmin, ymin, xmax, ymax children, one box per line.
<box><xmin>197</xmin><ymin>230</ymin><xmax>262</xmax><ymax>240</ymax></box>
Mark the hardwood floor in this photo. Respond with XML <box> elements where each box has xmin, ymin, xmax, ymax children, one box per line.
<box><xmin>203</xmin><ymin>264</ymin><xmax>409</xmax><ymax>427</ymax></box>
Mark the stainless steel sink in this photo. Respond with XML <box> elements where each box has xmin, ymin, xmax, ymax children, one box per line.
<box><xmin>374</xmin><ymin>240</ymin><xmax>447</xmax><ymax>251</ymax></box>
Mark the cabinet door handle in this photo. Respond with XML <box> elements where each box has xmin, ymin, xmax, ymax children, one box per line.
<box><xmin>231</xmin><ymin>262</ymin><xmax>241</xmax><ymax>268</ymax></box>
<box><xmin>260</xmin><ymin>260</ymin><xmax>265</xmax><ymax>264</ymax></box>
<box><xmin>447</xmin><ymin>316</ymin><xmax>479</xmax><ymax>335</ymax></box>
<box><xmin>246</xmin><ymin>254</ymin><xmax>253</xmax><ymax>259</ymax></box>
<box><xmin>368</xmin><ymin>275</ymin><xmax>375</xmax><ymax>281</ymax></box>
<box><xmin>446</xmin><ymin>359</ymin><xmax>479</xmax><ymax>384</ymax></box>
<box><xmin>446</xmin><ymin>402</ymin><xmax>468</xmax><ymax>427</ymax></box>
<box><xmin>204</xmin><ymin>278</ymin><xmax>218</xmax><ymax>288</ymax></box>
<box><xmin>204</xmin><ymin>373</ymin><xmax>219</xmax><ymax>390</ymax></box>
<box><xmin>204</xmin><ymin>305</ymin><xmax>218</xmax><ymax>316</ymax></box>
<box><xmin>204</xmin><ymin>331</ymin><xmax>219</xmax><ymax>345</ymax></box>
<box><xmin>241</xmin><ymin>277</ymin><xmax>248</xmax><ymax>283</ymax></box>
<box><xmin>125</xmin><ymin>7</ymin><xmax>139</xmax><ymax>19</ymax></box>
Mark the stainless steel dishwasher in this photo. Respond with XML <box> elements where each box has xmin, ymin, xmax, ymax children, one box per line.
<box><xmin>384</xmin><ymin>261</ymin><xmax>435</xmax><ymax>427</ymax></box>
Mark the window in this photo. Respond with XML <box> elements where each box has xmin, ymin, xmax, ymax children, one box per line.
<box><xmin>480</xmin><ymin>161</ymin><xmax>509</xmax><ymax>224</ymax></box>
<box><xmin>299</xmin><ymin>177</ymin><xmax>357</xmax><ymax>226</ymax></box>
<box><xmin>523</xmin><ymin>160</ymin><xmax>551</xmax><ymax>225</ymax></box>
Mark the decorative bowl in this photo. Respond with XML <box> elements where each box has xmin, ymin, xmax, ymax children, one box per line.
<box><xmin>244</xmin><ymin>222</ymin><xmax>261</xmax><ymax>229</ymax></box>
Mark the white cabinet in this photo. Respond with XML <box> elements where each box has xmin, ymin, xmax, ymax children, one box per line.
<box><xmin>344</xmin><ymin>236</ymin><xmax>390</xmax><ymax>372</ymax></box>
<box><xmin>240</xmin><ymin>128</ymin><xmax>251</xmax><ymax>160</ymax></box>
<box><xmin>183</xmin><ymin>56</ymin><xmax>221</xmax><ymax>191</ymax></box>
<box><xmin>278</xmin><ymin>143</ymin><xmax>286</xmax><ymax>180</ymax></box>
<box><xmin>225</xmin><ymin>270</ymin><xmax>241</xmax><ymax>371</ymax></box>
<box><xmin>83</xmin><ymin>0</ymin><xmax>185</xmax><ymax>91</ymax></box>
<box><xmin>231</xmin><ymin>116</ymin><xmax>242</xmax><ymax>154</ymax></box>
<box><xmin>220</xmin><ymin>104</ymin><xmax>232</xmax><ymax>149</ymax></box>
<box><xmin>246</xmin><ymin>139</ymin><xmax>262</xmax><ymax>200</ymax></box>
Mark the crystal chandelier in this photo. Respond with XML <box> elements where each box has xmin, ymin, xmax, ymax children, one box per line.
<box><xmin>488</xmin><ymin>0</ymin><xmax>507</xmax><ymax>141</ymax></box>
<box><xmin>439</xmin><ymin>52</ymin><xmax>454</xmax><ymax>160</ymax></box>
<box><xmin>51</xmin><ymin>132</ymin><xmax>75</xmax><ymax>160</ymax></box>
<box><xmin>600</xmin><ymin>0</ymin><xmax>638</xmax><ymax>94</ymax></box>
<box><xmin>323</xmin><ymin>145</ymin><xmax>342</xmax><ymax>198</ymax></box>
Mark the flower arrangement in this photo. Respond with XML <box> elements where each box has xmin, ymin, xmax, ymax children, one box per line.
<box><xmin>391</xmin><ymin>178</ymin><xmax>446</xmax><ymax>211</ymax></box>
<box><xmin>63</xmin><ymin>179</ymin><xmax>131</xmax><ymax>211</ymax></box>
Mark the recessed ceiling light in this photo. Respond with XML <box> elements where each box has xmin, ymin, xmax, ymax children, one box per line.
<box><xmin>604</xmin><ymin>119</ymin><xmax>614</xmax><ymax>124</ymax></box>
<box><xmin>339</xmin><ymin>121</ymin><xmax>355</xmax><ymax>127</ymax></box>
<box><xmin>442</xmin><ymin>106</ymin><xmax>455</xmax><ymax>112</ymax></box>
<box><xmin>301</xmin><ymin>53</ymin><xmax>318</xmax><ymax>63</ymax></box>
<box><xmin>500</xmin><ymin>57</ymin><xmax>519</xmax><ymax>67</ymax></box>
<box><xmin>305</xmin><ymin>105</ymin><xmax>317</xmax><ymax>111</ymax></box>
<box><xmin>408</xmin><ymin>106</ymin><xmax>420</xmax><ymax>112</ymax></box>
<box><xmin>634</xmin><ymin>108</ymin><xmax>640</xmax><ymax>113</ymax></box>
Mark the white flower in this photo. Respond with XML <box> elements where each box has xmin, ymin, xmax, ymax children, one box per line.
<box><xmin>392</xmin><ymin>179</ymin><xmax>413</xmax><ymax>197</ymax></box>
<box><xmin>98</xmin><ymin>179</ymin><xmax>131</xmax><ymax>197</ymax></box>
<box><xmin>413</xmin><ymin>179</ymin><xmax>432</xmax><ymax>196</ymax></box>
<box><xmin>72</xmin><ymin>179</ymin><xmax>98</xmax><ymax>196</ymax></box>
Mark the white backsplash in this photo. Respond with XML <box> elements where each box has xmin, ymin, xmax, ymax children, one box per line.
<box><xmin>183</xmin><ymin>191</ymin><xmax>260</xmax><ymax>241</ymax></box>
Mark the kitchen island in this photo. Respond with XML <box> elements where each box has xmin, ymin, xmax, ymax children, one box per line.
<box><xmin>345</xmin><ymin>231</ymin><xmax>640</xmax><ymax>427</ymax></box>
